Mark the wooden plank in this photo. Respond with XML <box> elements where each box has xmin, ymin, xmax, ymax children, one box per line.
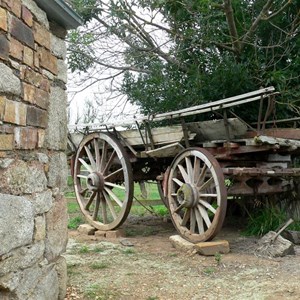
<box><xmin>142</xmin><ymin>142</ymin><xmax>185</xmax><ymax>158</ymax></box>
<box><xmin>151</xmin><ymin>87</ymin><xmax>275</xmax><ymax>121</ymax></box>
<box><xmin>255</xmin><ymin>135</ymin><xmax>300</xmax><ymax>148</ymax></box>
<box><xmin>245</xmin><ymin>129</ymin><xmax>300</xmax><ymax>140</ymax></box>
<box><xmin>188</xmin><ymin>118</ymin><xmax>247</xmax><ymax>142</ymax></box>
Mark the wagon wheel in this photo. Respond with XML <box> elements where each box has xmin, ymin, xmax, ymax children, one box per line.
<box><xmin>167</xmin><ymin>148</ymin><xmax>227</xmax><ymax>243</ymax></box>
<box><xmin>73</xmin><ymin>132</ymin><xmax>133</xmax><ymax>231</ymax></box>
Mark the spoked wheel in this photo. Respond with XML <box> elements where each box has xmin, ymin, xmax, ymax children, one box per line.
<box><xmin>73</xmin><ymin>132</ymin><xmax>133</xmax><ymax>230</ymax></box>
<box><xmin>167</xmin><ymin>148</ymin><xmax>227</xmax><ymax>243</ymax></box>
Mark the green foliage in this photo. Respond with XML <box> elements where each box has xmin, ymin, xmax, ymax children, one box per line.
<box><xmin>122</xmin><ymin>247</ymin><xmax>135</xmax><ymax>254</ymax></box>
<box><xmin>90</xmin><ymin>261</ymin><xmax>109</xmax><ymax>269</ymax></box>
<box><xmin>68</xmin><ymin>216</ymin><xmax>84</xmax><ymax>229</ymax></box>
<box><xmin>79</xmin><ymin>245</ymin><xmax>90</xmax><ymax>253</ymax></box>
<box><xmin>243</xmin><ymin>205</ymin><xmax>287</xmax><ymax>236</ymax></box>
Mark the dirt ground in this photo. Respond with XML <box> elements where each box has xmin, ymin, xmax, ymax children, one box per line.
<box><xmin>64</xmin><ymin>215</ymin><xmax>300</xmax><ymax>300</ymax></box>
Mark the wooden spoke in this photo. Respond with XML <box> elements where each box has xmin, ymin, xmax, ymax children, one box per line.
<box><xmin>199</xmin><ymin>193</ymin><xmax>218</xmax><ymax>198</ymax></box>
<box><xmin>85</xmin><ymin>191</ymin><xmax>96</xmax><ymax>211</ymax></box>
<box><xmin>196</xmin><ymin>164</ymin><xmax>207</xmax><ymax>187</ymax></box>
<box><xmin>84</xmin><ymin>145</ymin><xmax>96</xmax><ymax>171</ymax></box>
<box><xmin>193</xmin><ymin>157</ymin><xmax>201</xmax><ymax>184</ymax></box>
<box><xmin>73</xmin><ymin>132</ymin><xmax>133</xmax><ymax>231</ymax></box>
<box><xmin>103</xmin><ymin>191</ymin><xmax>117</xmax><ymax>220</ymax></box>
<box><xmin>104</xmin><ymin>182</ymin><xmax>126</xmax><ymax>190</ymax></box>
<box><xmin>104</xmin><ymin>187</ymin><xmax>123</xmax><ymax>207</ymax></box>
<box><xmin>198</xmin><ymin>177</ymin><xmax>214</xmax><ymax>192</ymax></box>
<box><xmin>181</xmin><ymin>209</ymin><xmax>191</xmax><ymax>226</ymax></box>
<box><xmin>185</xmin><ymin>157</ymin><xmax>193</xmax><ymax>183</ymax></box>
<box><xmin>100</xmin><ymin>141</ymin><xmax>108</xmax><ymax>172</ymax></box>
<box><xmin>80</xmin><ymin>188</ymin><xmax>88</xmax><ymax>196</ymax></box>
<box><xmin>104</xmin><ymin>167</ymin><xmax>123</xmax><ymax>180</ymax></box>
<box><xmin>172</xmin><ymin>178</ymin><xmax>184</xmax><ymax>187</ymax></box>
<box><xmin>194</xmin><ymin>207</ymin><xmax>204</xmax><ymax>234</ymax></box>
<box><xmin>178</xmin><ymin>164</ymin><xmax>189</xmax><ymax>183</ymax></box>
<box><xmin>199</xmin><ymin>199</ymin><xmax>216</xmax><ymax>214</ymax></box>
<box><xmin>167</xmin><ymin>148</ymin><xmax>227</xmax><ymax>242</ymax></box>
<box><xmin>78</xmin><ymin>158</ymin><xmax>93</xmax><ymax>173</ymax></box>
<box><xmin>100</xmin><ymin>194</ymin><xmax>108</xmax><ymax>224</ymax></box>
<box><xmin>190</xmin><ymin>209</ymin><xmax>196</xmax><ymax>233</ymax></box>
<box><xmin>93</xmin><ymin>193</ymin><xmax>100</xmax><ymax>220</ymax></box>
<box><xmin>77</xmin><ymin>174</ymin><xmax>88</xmax><ymax>179</ymax></box>
<box><xmin>94</xmin><ymin>139</ymin><xmax>101</xmax><ymax>171</ymax></box>
<box><xmin>198</xmin><ymin>204</ymin><xmax>212</xmax><ymax>228</ymax></box>
<box><xmin>102</xmin><ymin>150</ymin><xmax>116</xmax><ymax>175</ymax></box>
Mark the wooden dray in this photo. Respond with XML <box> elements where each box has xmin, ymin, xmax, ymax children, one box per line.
<box><xmin>68</xmin><ymin>87</ymin><xmax>300</xmax><ymax>242</ymax></box>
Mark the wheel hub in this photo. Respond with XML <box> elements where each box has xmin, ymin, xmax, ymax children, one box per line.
<box><xmin>87</xmin><ymin>172</ymin><xmax>104</xmax><ymax>191</ymax></box>
<box><xmin>176</xmin><ymin>184</ymin><xmax>198</xmax><ymax>208</ymax></box>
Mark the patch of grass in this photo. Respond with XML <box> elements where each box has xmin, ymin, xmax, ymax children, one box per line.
<box><xmin>203</xmin><ymin>267</ymin><xmax>216</xmax><ymax>275</ymax></box>
<box><xmin>68</xmin><ymin>216</ymin><xmax>84</xmax><ymax>229</ymax></box>
<box><xmin>79</xmin><ymin>245</ymin><xmax>90</xmax><ymax>254</ymax></box>
<box><xmin>67</xmin><ymin>201</ymin><xmax>81</xmax><ymax>214</ymax></box>
<box><xmin>122</xmin><ymin>248</ymin><xmax>135</xmax><ymax>255</ymax></box>
<box><xmin>84</xmin><ymin>284</ymin><xmax>118</xmax><ymax>300</ymax></box>
<box><xmin>168</xmin><ymin>253</ymin><xmax>178</xmax><ymax>257</ymax></box>
<box><xmin>90</xmin><ymin>262</ymin><xmax>109</xmax><ymax>270</ymax></box>
<box><xmin>153</xmin><ymin>205</ymin><xmax>169</xmax><ymax>217</ymax></box>
<box><xmin>67</xmin><ymin>264</ymin><xmax>81</xmax><ymax>276</ymax></box>
<box><xmin>147</xmin><ymin>297</ymin><xmax>159</xmax><ymax>300</ymax></box>
<box><xmin>93</xmin><ymin>246</ymin><xmax>105</xmax><ymax>253</ymax></box>
<box><xmin>214</xmin><ymin>252</ymin><xmax>222</xmax><ymax>266</ymax></box>
<box><xmin>243</xmin><ymin>205</ymin><xmax>287</xmax><ymax>236</ymax></box>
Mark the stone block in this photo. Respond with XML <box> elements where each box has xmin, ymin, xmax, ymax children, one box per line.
<box><xmin>37</xmin><ymin>128</ymin><xmax>45</xmax><ymax>148</ymax></box>
<box><xmin>35</xmin><ymin>87</ymin><xmax>49</xmax><ymax>109</ymax></box>
<box><xmin>0</xmin><ymin>134</ymin><xmax>14</xmax><ymax>150</ymax></box>
<box><xmin>0</xmin><ymin>34</ymin><xmax>9</xmax><ymax>60</ymax></box>
<box><xmin>169</xmin><ymin>235</ymin><xmax>195</xmax><ymax>252</ymax></box>
<box><xmin>10</xmin><ymin>37</ymin><xmax>23</xmax><ymax>61</ymax></box>
<box><xmin>23</xmin><ymin>45</ymin><xmax>34</xmax><ymax>66</ymax></box>
<box><xmin>47</xmin><ymin>152</ymin><xmax>68</xmax><ymax>190</ymax></box>
<box><xmin>55</xmin><ymin>256</ymin><xmax>68</xmax><ymax>300</ymax></box>
<box><xmin>57</xmin><ymin>59</ymin><xmax>68</xmax><ymax>83</ymax></box>
<box><xmin>14</xmin><ymin>127</ymin><xmax>38</xmax><ymax>149</ymax></box>
<box><xmin>0</xmin><ymin>62</ymin><xmax>21</xmax><ymax>95</ymax></box>
<box><xmin>4</xmin><ymin>99</ymin><xmax>27</xmax><ymax>125</ymax></box>
<box><xmin>27</xmin><ymin>105</ymin><xmax>48</xmax><ymax>128</ymax></box>
<box><xmin>34</xmin><ymin>215</ymin><xmax>46</xmax><ymax>241</ymax></box>
<box><xmin>78</xmin><ymin>224</ymin><xmax>97</xmax><ymax>235</ymax></box>
<box><xmin>194</xmin><ymin>240</ymin><xmax>230</xmax><ymax>256</ymax></box>
<box><xmin>10</xmin><ymin>15</ymin><xmax>34</xmax><ymax>48</ymax></box>
<box><xmin>22</xmin><ymin>5</ymin><xmax>33</xmax><ymax>27</ymax></box>
<box><xmin>14</xmin><ymin>264</ymin><xmax>59</xmax><ymax>300</ymax></box>
<box><xmin>0</xmin><ymin>125</ymin><xmax>14</xmax><ymax>134</ymax></box>
<box><xmin>0</xmin><ymin>7</ymin><xmax>7</xmax><ymax>31</ymax></box>
<box><xmin>106</xmin><ymin>229</ymin><xmax>125</xmax><ymax>238</ymax></box>
<box><xmin>0</xmin><ymin>96</ymin><xmax>5</xmax><ymax>119</ymax></box>
<box><xmin>44</xmin><ymin>86</ymin><xmax>68</xmax><ymax>150</ymax></box>
<box><xmin>45</xmin><ymin>194</ymin><xmax>68</xmax><ymax>262</ymax></box>
<box><xmin>95</xmin><ymin>230</ymin><xmax>107</xmax><ymax>238</ymax></box>
<box><xmin>1</xmin><ymin>160</ymin><xmax>47</xmax><ymax>194</ymax></box>
<box><xmin>29</xmin><ymin>189</ymin><xmax>53</xmax><ymax>214</ymax></box>
<box><xmin>39</xmin><ymin>47</ymin><xmax>58</xmax><ymax>74</ymax></box>
<box><xmin>33</xmin><ymin>21</ymin><xmax>50</xmax><ymax>49</ymax></box>
<box><xmin>39</xmin><ymin>77</ymin><xmax>50</xmax><ymax>92</ymax></box>
<box><xmin>21</xmin><ymin>0</ymin><xmax>49</xmax><ymax>29</ymax></box>
<box><xmin>23</xmin><ymin>67</ymin><xmax>44</xmax><ymax>87</ymax></box>
<box><xmin>1</xmin><ymin>0</ymin><xmax>21</xmax><ymax>18</ymax></box>
<box><xmin>23</xmin><ymin>82</ymin><xmax>35</xmax><ymax>104</ymax></box>
<box><xmin>0</xmin><ymin>193</ymin><xmax>34</xmax><ymax>256</ymax></box>
<box><xmin>51</xmin><ymin>34</ymin><xmax>66</xmax><ymax>59</ymax></box>
<box><xmin>0</xmin><ymin>241</ymin><xmax>44</xmax><ymax>277</ymax></box>
<box><xmin>282</xmin><ymin>230</ymin><xmax>300</xmax><ymax>245</ymax></box>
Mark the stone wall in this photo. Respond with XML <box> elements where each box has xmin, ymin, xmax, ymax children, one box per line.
<box><xmin>0</xmin><ymin>0</ymin><xmax>69</xmax><ymax>299</ymax></box>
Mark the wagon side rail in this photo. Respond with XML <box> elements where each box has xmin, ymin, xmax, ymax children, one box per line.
<box><xmin>68</xmin><ymin>86</ymin><xmax>276</xmax><ymax>133</ymax></box>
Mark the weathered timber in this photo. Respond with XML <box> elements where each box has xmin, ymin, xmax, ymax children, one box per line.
<box><xmin>141</xmin><ymin>142</ymin><xmax>184</xmax><ymax>158</ymax></box>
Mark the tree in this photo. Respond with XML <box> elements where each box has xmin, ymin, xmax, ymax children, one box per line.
<box><xmin>67</xmin><ymin>0</ymin><xmax>300</xmax><ymax>122</ymax></box>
